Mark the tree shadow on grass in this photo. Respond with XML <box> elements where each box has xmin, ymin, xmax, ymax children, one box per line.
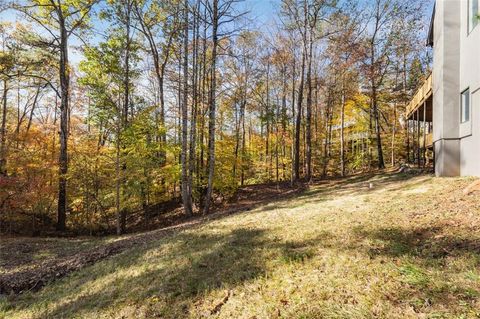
<box><xmin>12</xmin><ymin>228</ymin><xmax>266</xmax><ymax>318</ymax></box>
<box><xmin>352</xmin><ymin>225</ymin><xmax>480</xmax><ymax>261</ymax></box>
<box><xmin>348</xmin><ymin>225</ymin><xmax>480</xmax><ymax>313</ymax></box>
<box><xmin>14</xmin><ymin>220</ymin><xmax>479</xmax><ymax>317</ymax></box>
<box><xmin>6</xmin><ymin>172</ymin><xmax>444</xmax><ymax>317</ymax></box>
<box><xmin>17</xmin><ymin>227</ymin><xmax>332</xmax><ymax>319</ymax></box>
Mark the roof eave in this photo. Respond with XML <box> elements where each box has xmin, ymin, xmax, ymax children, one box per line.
<box><xmin>427</xmin><ymin>3</ymin><xmax>435</xmax><ymax>47</ymax></box>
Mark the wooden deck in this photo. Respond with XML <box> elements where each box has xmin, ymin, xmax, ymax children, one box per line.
<box><xmin>406</xmin><ymin>73</ymin><xmax>433</xmax><ymax>119</ymax></box>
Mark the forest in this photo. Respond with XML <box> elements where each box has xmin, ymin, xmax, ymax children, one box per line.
<box><xmin>6</xmin><ymin>1</ymin><xmax>480</xmax><ymax>318</ymax></box>
<box><xmin>0</xmin><ymin>0</ymin><xmax>430</xmax><ymax>236</ymax></box>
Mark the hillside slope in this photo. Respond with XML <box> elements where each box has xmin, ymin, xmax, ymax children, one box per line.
<box><xmin>2</xmin><ymin>172</ymin><xmax>480</xmax><ymax>318</ymax></box>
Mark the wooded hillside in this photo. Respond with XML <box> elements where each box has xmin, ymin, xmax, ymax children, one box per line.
<box><xmin>0</xmin><ymin>0</ymin><xmax>430</xmax><ymax>235</ymax></box>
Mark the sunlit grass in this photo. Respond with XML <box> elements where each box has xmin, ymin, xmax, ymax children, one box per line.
<box><xmin>2</xmin><ymin>172</ymin><xmax>480</xmax><ymax>318</ymax></box>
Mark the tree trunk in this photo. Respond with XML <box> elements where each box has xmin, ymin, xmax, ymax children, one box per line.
<box><xmin>116</xmin><ymin>0</ymin><xmax>132</xmax><ymax>235</ymax></box>
<box><xmin>56</xmin><ymin>12</ymin><xmax>69</xmax><ymax>232</ymax></box>
<box><xmin>281</xmin><ymin>64</ymin><xmax>287</xmax><ymax>181</ymax></box>
<box><xmin>391</xmin><ymin>102</ymin><xmax>396</xmax><ymax>166</ymax></box>
<box><xmin>322</xmin><ymin>93</ymin><xmax>333</xmax><ymax>178</ymax></box>
<box><xmin>294</xmin><ymin>42</ymin><xmax>306</xmax><ymax>182</ymax></box>
<box><xmin>115</xmin><ymin>124</ymin><xmax>121</xmax><ymax>235</ymax></box>
<box><xmin>203</xmin><ymin>0</ymin><xmax>218</xmax><ymax>214</ymax></box>
<box><xmin>134</xmin><ymin>1</ymin><xmax>173</xmax><ymax>166</ymax></box>
<box><xmin>233</xmin><ymin>100</ymin><xmax>240</xmax><ymax>180</ymax></box>
<box><xmin>265</xmin><ymin>59</ymin><xmax>270</xmax><ymax>179</ymax></box>
<box><xmin>241</xmin><ymin>100</ymin><xmax>246</xmax><ymax>186</ymax></box>
<box><xmin>181</xmin><ymin>0</ymin><xmax>193</xmax><ymax>216</ymax></box>
<box><xmin>189</xmin><ymin>0</ymin><xmax>200</xmax><ymax>200</ymax></box>
<box><xmin>305</xmin><ymin>30</ymin><xmax>313</xmax><ymax>181</ymax></box>
<box><xmin>0</xmin><ymin>80</ymin><xmax>8</xmax><ymax>176</ymax></box>
<box><xmin>340</xmin><ymin>80</ymin><xmax>346</xmax><ymax>177</ymax></box>
<box><xmin>198</xmin><ymin>4</ymin><xmax>208</xmax><ymax>187</ymax></box>
<box><xmin>294</xmin><ymin>5</ymin><xmax>308</xmax><ymax>182</ymax></box>
<box><xmin>372</xmin><ymin>89</ymin><xmax>385</xmax><ymax>169</ymax></box>
<box><xmin>290</xmin><ymin>52</ymin><xmax>296</xmax><ymax>186</ymax></box>
<box><xmin>26</xmin><ymin>85</ymin><xmax>42</xmax><ymax>133</ymax></box>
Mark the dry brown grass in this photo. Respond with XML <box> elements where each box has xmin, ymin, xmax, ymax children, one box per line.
<box><xmin>1</xmin><ymin>172</ymin><xmax>480</xmax><ymax>318</ymax></box>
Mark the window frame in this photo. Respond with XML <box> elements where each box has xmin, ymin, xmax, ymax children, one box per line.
<box><xmin>461</xmin><ymin>88</ymin><xmax>471</xmax><ymax>124</ymax></box>
<box><xmin>469</xmin><ymin>0</ymin><xmax>479</xmax><ymax>34</ymax></box>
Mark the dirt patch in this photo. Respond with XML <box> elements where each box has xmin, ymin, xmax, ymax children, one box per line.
<box><xmin>0</xmin><ymin>237</ymin><xmax>105</xmax><ymax>275</ymax></box>
<box><xmin>0</xmin><ymin>224</ymin><xmax>182</xmax><ymax>294</ymax></box>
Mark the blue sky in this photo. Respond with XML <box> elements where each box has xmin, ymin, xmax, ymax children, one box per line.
<box><xmin>1</xmin><ymin>0</ymin><xmax>277</xmax><ymax>24</ymax></box>
<box><xmin>1</xmin><ymin>0</ymin><xmax>434</xmax><ymax>64</ymax></box>
<box><xmin>244</xmin><ymin>0</ymin><xmax>278</xmax><ymax>25</ymax></box>
<box><xmin>1</xmin><ymin>0</ymin><xmax>278</xmax><ymax>62</ymax></box>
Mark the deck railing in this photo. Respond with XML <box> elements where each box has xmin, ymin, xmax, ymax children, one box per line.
<box><xmin>406</xmin><ymin>73</ymin><xmax>433</xmax><ymax>119</ymax></box>
<box><xmin>421</xmin><ymin>132</ymin><xmax>433</xmax><ymax>148</ymax></box>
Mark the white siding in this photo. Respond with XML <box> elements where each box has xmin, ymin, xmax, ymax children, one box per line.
<box><xmin>459</xmin><ymin>0</ymin><xmax>480</xmax><ymax>176</ymax></box>
<box><xmin>433</xmin><ymin>0</ymin><xmax>462</xmax><ymax>176</ymax></box>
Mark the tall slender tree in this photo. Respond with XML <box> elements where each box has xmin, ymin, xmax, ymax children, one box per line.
<box><xmin>181</xmin><ymin>0</ymin><xmax>193</xmax><ymax>215</ymax></box>
<box><xmin>203</xmin><ymin>0</ymin><xmax>218</xmax><ymax>214</ymax></box>
<box><xmin>14</xmin><ymin>0</ymin><xmax>98</xmax><ymax>231</ymax></box>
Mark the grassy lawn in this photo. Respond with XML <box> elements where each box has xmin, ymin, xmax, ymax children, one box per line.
<box><xmin>2</xmin><ymin>172</ymin><xmax>480</xmax><ymax>318</ymax></box>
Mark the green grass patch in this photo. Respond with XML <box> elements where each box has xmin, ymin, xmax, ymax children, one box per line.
<box><xmin>399</xmin><ymin>264</ymin><xmax>430</xmax><ymax>287</ymax></box>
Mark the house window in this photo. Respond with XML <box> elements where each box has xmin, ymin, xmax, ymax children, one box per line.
<box><xmin>461</xmin><ymin>89</ymin><xmax>470</xmax><ymax>123</ymax></box>
<box><xmin>470</xmin><ymin>0</ymin><xmax>479</xmax><ymax>33</ymax></box>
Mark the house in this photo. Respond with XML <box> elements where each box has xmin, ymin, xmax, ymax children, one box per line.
<box><xmin>407</xmin><ymin>0</ymin><xmax>480</xmax><ymax>176</ymax></box>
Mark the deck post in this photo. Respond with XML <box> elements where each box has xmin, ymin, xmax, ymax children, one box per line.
<box><xmin>405</xmin><ymin>117</ymin><xmax>410</xmax><ymax>163</ymax></box>
<box><xmin>423</xmin><ymin>101</ymin><xmax>427</xmax><ymax>167</ymax></box>
<box><xmin>413</xmin><ymin>115</ymin><xmax>416</xmax><ymax>165</ymax></box>
<box><xmin>406</xmin><ymin>118</ymin><xmax>410</xmax><ymax>163</ymax></box>
<box><xmin>410</xmin><ymin>118</ymin><xmax>413</xmax><ymax>164</ymax></box>
<box><xmin>416</xmin><ymin>108</ymin><xmax>420</xmax><ymax>167</ymax></box>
